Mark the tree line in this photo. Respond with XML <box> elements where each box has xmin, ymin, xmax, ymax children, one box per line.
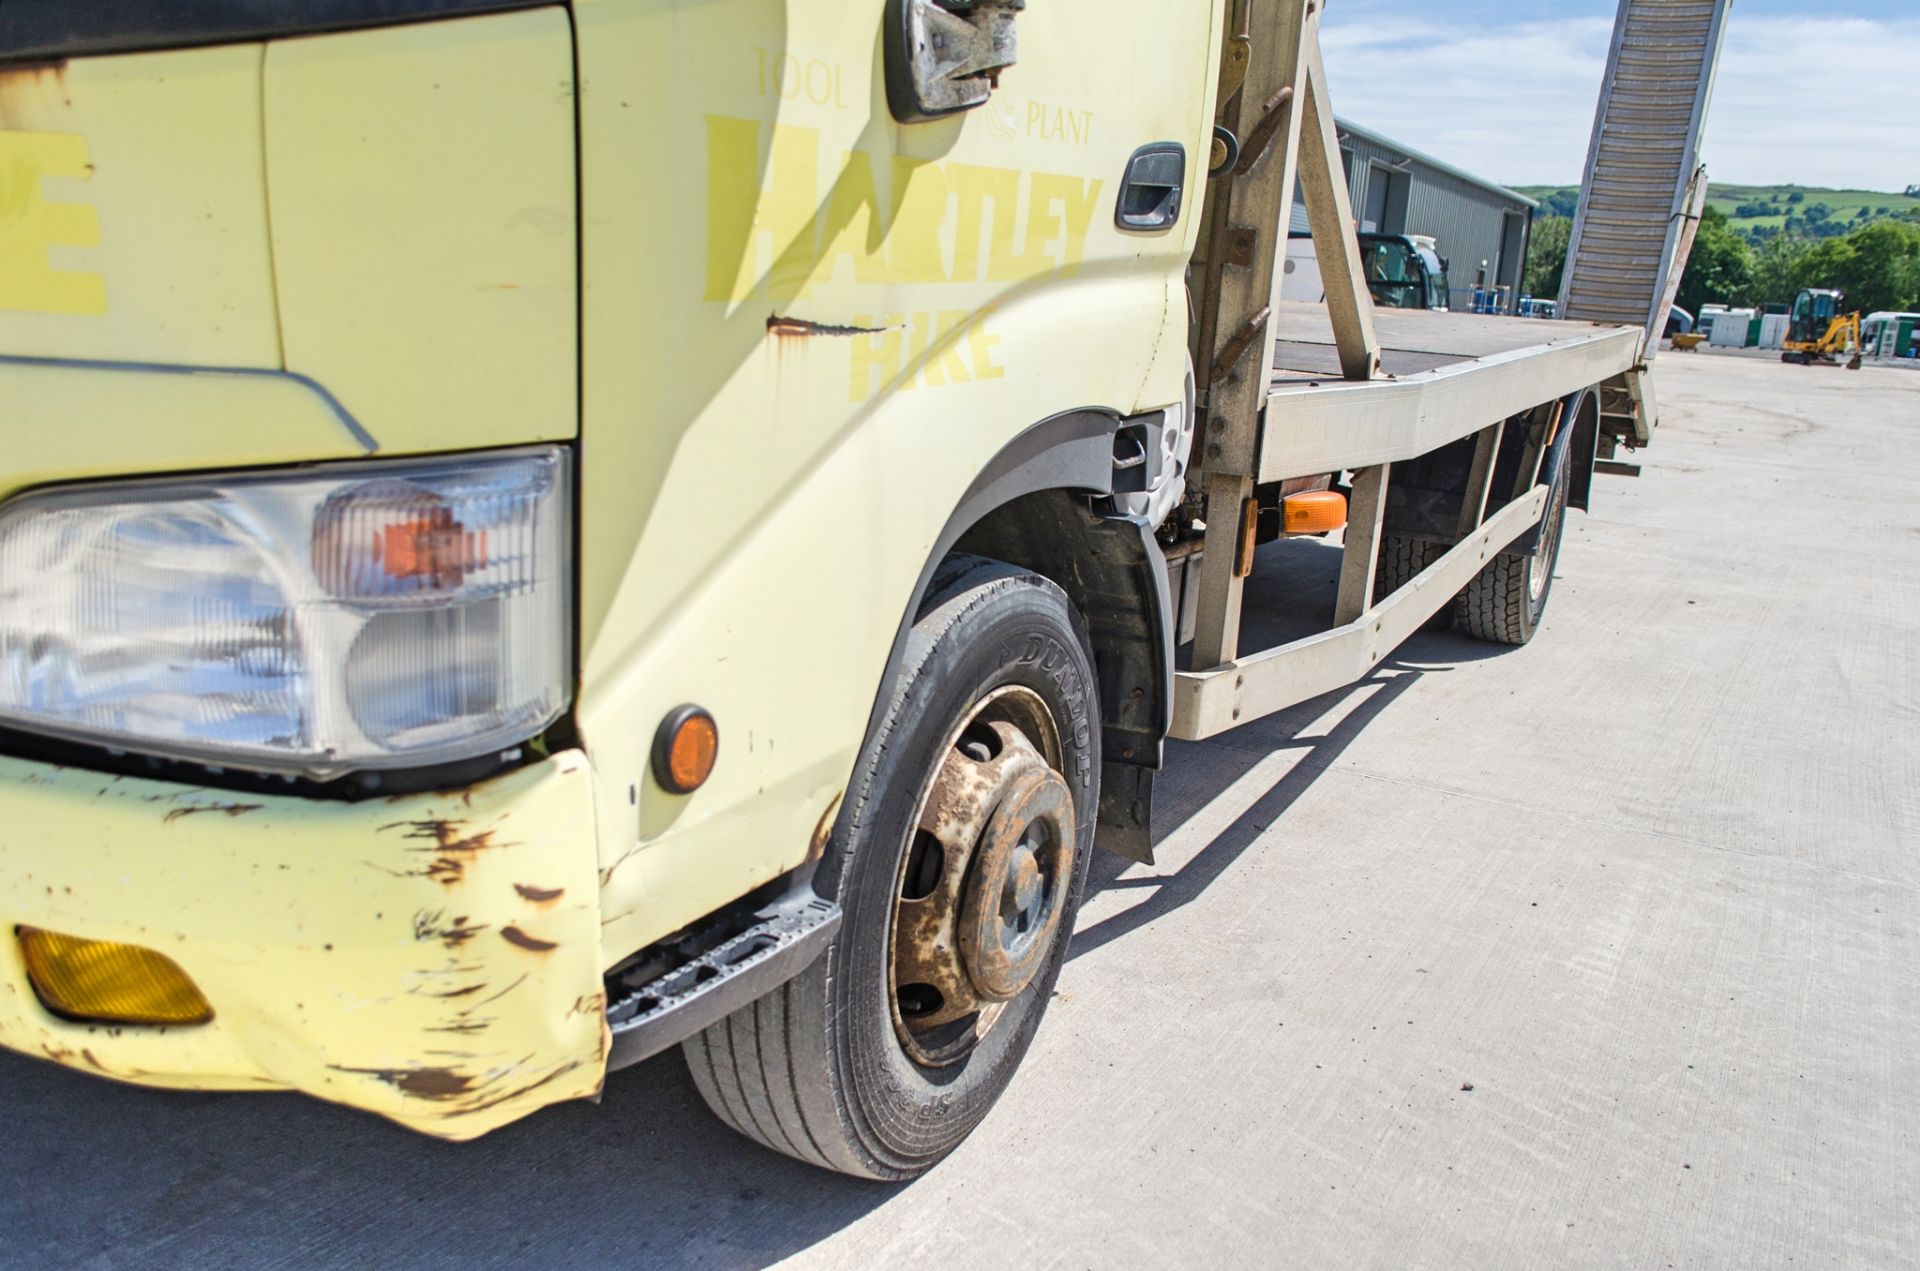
<box><xmin>1523</xmin><ymin>209</ymin><xmax>1920</xmax><ymax>317</ymax></box>
<box><xmin>1725</xmin><ymin>190</ymin><xmax>1920</xmax><ymax>241</ymax></box>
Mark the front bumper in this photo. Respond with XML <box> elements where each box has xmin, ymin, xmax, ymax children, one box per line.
<box><xmin>0</xmin><ymin>750</ymin><xmax>607</xmax><ymax>1140</ymax></box>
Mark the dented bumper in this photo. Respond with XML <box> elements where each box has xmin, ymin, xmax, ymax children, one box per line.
<box><xmin>0</xmin><ymin>751</ymin><xmax>607</xmax><ymax>1140</ymax></box>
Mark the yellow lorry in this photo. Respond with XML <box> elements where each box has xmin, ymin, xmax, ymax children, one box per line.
<box><xmin>0</xmin><ymin>0</ymin><xmax>1684</xmax><ymax>1178</ymax></box>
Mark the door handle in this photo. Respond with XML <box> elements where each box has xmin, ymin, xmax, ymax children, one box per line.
<box><xmin>1116</xmin><ymin>143</ymin><xmax>1187</xmax><ymax>232</ymax></box>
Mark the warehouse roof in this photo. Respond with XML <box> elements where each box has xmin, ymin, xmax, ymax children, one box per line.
<box><xmin>1335</xmin><ymin>118</ymin><xmax>1540</xmax><ymax>211</ymax></box>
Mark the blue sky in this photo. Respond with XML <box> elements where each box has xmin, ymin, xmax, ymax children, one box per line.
<box><xmin>1320</xmin><ymin>1</ymin><xmax>1915</xmax><ymax>191</ymax></box>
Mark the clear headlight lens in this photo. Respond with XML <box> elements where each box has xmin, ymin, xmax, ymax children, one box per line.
<box><xmin>0</xmin><ymin>447</ymin><xmax>571</xmax><ymax>779</ymax></box>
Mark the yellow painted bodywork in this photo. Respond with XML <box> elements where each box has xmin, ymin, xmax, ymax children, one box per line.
<box><xmin>573</xmin><ymin>0</ymin><xmax>1221</xmax><ymax>958</ymax></box>
<box><xmin>262</xmin><ymin>10</ymin><xmax>578</xmax><ymax>455</ymax></box>
<box><xmin>0</xmin><ymin>357</ymin><xmax>371</xmax><ymax>493</ymax></box>
<box><xmin>0</xmin><ymin>8</ymin><xmax>575</xmax><ymax>454</ymax></box>
<box><xmin>0</xmin><ymin>47</ymin><xmax>281</xmax><ymax>363</ymax></box>
<box><xmin>0</xmin><ymin>0</ymin><xmax>1222</xmax><ymax>1136</ymax></box>
<box><xmin>0</xmin><ymin>751</ymin><xmax>607</xmax><ymax>1139</ymax></box>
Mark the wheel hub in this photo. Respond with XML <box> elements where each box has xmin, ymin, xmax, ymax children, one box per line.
<box><xmin>890</xmin><ymin>691</ymin><xmax>1074</xmax><ymax>1066</ymax></box>
<box><xmin>958</xmin><ymin>767</ymin><xmax>1072</xmax><ymax>1002</ymax></box>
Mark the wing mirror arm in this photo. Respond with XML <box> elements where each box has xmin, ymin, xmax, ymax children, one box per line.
<box><xmin>885</xmin><ymin>0</ymin><xmax>1024</xmax><ymax>124</ymax></box>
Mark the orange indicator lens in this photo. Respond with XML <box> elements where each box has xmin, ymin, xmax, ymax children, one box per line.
<box><xmin>654</xmin><ymin>706</ymin><xmax>719</xmax><ymax>795</ymax></box>
<box><xmin>1281</xmin><ymin>490</ymin><xmax>1349</xmax><ymax>535</ymax></box>
<box><xmin>380</xmin><ymin>508</ymin><xmax>487</xmax><ymax>588</ymax></box>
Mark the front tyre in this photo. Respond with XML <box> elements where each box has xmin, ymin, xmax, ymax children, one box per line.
<box><xmin>684</xmin><ymin>556</ymin><xmax>1100</xmax><ymax>1178</ymax></box>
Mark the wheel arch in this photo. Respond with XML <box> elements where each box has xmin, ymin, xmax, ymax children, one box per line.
<box><xmin>1382</xmin><ymin>385</ymin><xmax>1600</xmax><ymax>544</ymax></box>
<box><xmin>1565</xmin><ymin>384</ymin><xmax>1604</xmax><ymax>514</ymax></box>
<box><xmin>856</xmin><ymin>409</ymin><xmax>1174</xmax><ymax>865</ymax></box>
<box><xmin>1512</xmin><ymin>385</ymin><xmax>1596</xmax><ymax>554</ymax></box>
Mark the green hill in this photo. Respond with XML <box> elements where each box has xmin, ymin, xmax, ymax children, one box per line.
<box><xmin>1515</xmin><ymin>183</ymin><xmax>1920</xmax><ymax>234</ymax></box>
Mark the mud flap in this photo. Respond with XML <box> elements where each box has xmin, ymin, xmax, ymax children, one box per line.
<box><xmin>1095</xmin><ymin>761</ymin><xmax>1155</xmax><ymax>865</ymax></box>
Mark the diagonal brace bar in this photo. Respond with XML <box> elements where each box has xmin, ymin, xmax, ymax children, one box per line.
<box><xmin>1297</xmin><ymin>35</ymin><xmax>1381</xmax><ymax>381</ymax></box>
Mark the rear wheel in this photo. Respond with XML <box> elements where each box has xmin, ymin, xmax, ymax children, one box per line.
<box><xmin>1374</xmin><ymin>535</ymin><xmax>1452</xmax><ymax>632</ymax></box>
<box><xmin>1455</xmin><ymin>431</ymin><xmax>1573</xmax><ymax>646</ymax></box>
<box><xmin>684</xmin><ymin>556</ymin><xmax>1099</xmax><ymax>1178</ymax></box>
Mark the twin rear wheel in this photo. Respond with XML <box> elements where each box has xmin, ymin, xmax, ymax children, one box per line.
<box><xmin>1376</xmin><ymin>418</ymin><xmax>1575</xmax><ymax>647</ymax></box>
<box><xmin>684</xmin><ymin>557</ymin><xmax>1098</xmax><ymax>1179</ymax></box>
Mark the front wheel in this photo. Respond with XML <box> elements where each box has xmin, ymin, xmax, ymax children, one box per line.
<box><xmin>684</xmin><ymin>556</ymin><xmax>1100</xmax><ymax>1178</ymax></box>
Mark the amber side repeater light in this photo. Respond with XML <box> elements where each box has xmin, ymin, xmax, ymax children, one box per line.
<box><xmin>653</xmin><ymin>705</ymin><xmax>719</xmax><ymax>795</ymax></box>
<box><xmin>1281</xmin><ymin>489</ymin><xmax>1349</xmax><ymax>535</ymax></box>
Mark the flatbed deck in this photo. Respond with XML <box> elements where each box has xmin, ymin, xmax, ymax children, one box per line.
<box><xmin>1269</xmin><ymin>304</ymin><xmax>1636</xmax><ymax>383</ymax></box>
<box><xmin>1257</xmin><ymin>302</ymin><xmax>1645</xmax><ymax>482</ymax></box>
<box><xmin>1173</xmin><ymin>303</ymin><xmax>1650</xmax><ymax>741</ymax></box>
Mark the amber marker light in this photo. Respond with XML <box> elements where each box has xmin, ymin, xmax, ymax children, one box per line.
<box><xmin>1282</xmin><ymin>490</ymin><xmax>1349</xmax><ymax>536</ymax></box>
<box><xmin>653</xmin><ymin>705</ymin><xmax>719</xmax><ymax>795</ymax></box>
<box><xmin>379</xmin><ymin>507</ymin><xmax>488</xmax><ymax>589</ymax></box>
<box><xmin>18</xmin><ymin>928</ymin><xmax>214</xmax><ymax>1026</ymax></box>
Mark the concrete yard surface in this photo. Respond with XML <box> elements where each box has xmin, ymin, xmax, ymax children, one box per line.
<box><xmin>0</xmin><ymin>354</ymin><xmax>1915</xmax><ymax>1268</ymax></box>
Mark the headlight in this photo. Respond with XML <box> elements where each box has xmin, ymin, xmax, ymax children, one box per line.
<box><xmin>0</xmin><ymin>447</ymin><xmax>571</xmax><ymax>780</ymax></box>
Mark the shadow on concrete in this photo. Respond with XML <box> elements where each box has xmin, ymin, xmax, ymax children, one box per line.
<box><xmin>1069</xmin><ymin>529</ymin><xmax>1533</xmax><ymax>960</ymax></box>
<box><xmin>1069</xmin><ymin>661</ymin><xmax>1428</xmax><ymax>964</ymax></box>
<box><xmin>0</xmin><ymin>1041</ymin><xmax>895</xmax><ymax>1268</ymax></box>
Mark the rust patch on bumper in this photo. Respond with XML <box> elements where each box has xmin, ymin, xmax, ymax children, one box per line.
<box><xmin>414</xmin><ymin>910</ymin><xmax>489</xmax><ymax>949</ymax></box>
<box><xmin>0</xmin><ymin>750</ymin><xmax>608</xmax><ymax>1141</ymax></box>
<box><xmin>162</xmin><ymin>802</ymin><xmax>263</xmax><ymax>823</ymax></box>
<box><xmin>500</xmin><ymin>926</ymin><xmax>559</xmax><ymax>953</ymax></box>
<box><xmin>379</xmin><ymin>818</ymin><xmax>511</xmax><ymax>887</ymax></box>
<box><xmin>332</xmin><ymin>1064</ymin><xmax>478</xmax><ymax>1101</ymax></box>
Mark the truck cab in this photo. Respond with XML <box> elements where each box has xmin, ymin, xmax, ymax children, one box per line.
<box><xmin>0</xmin><ymin>0</ymin><xmax>1210</xmax><ymax>1155</ymax></box>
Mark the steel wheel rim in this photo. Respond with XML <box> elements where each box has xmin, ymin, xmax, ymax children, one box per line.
<box><xmin>887</xmin><ymin>685</ymin><xmax>1073</xmax><ymax>1069</ymax></box>
<box><xmin>1528</xmin><ymin>465</ymin><xmax>1567</xmax><ymax>602</ymax></box>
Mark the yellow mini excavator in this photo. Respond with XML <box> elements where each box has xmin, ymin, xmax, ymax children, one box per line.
<box><xmin>1782</xmin><ymin>288</ymin><xmax>1863</xmax><ymax>369</ymax></box>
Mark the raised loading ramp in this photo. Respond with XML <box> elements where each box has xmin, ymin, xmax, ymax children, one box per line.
<box><xmin>1559</xmin><ymin>0</ymin><xmax>1731</xmax><ymax>355</ymax></box>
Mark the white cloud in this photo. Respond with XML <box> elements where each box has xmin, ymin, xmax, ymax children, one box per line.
<box><xmin>1707</xmin><ymin>18</ymin><xmax>1920</xmax><ymax>188</ymax></box>
<box><xmin>1321</xmin><ymin>12</ymin><xmax>1920</xmax><ymax>191</ymax></box>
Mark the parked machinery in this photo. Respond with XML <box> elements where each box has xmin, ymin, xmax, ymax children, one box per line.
<box><xmin>1284</xmin><ymin>231</ymin><xmax>1451</xmax><ymax>311</ymax></box>
<box><xmin>1783</xmin><ymin>288</ymin><xmax>1864</xmax><ymax>369</ymax></box>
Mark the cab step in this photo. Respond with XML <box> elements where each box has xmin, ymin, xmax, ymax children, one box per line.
<box><xmin>605</xmin><ymin>875</ymin><xmax>840</xmax><ymax>1071</ymax></box>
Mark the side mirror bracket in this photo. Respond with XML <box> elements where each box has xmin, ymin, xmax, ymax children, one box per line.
<box><xmin>884</xmin><ymin>0</ymin><xmax>1024</xmax><ymax>124</ymax></box>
